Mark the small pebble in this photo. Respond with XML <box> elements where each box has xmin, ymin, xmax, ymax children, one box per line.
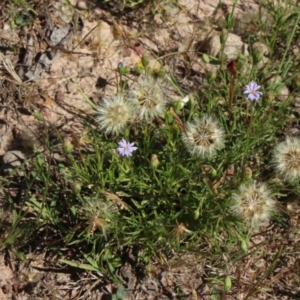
<box><xmin>252</xmin><ymin>41</ymin><xmax>269</xmax><ymax>56</ymax></box>
<box><xmin>55</xmin><ymin>90</ymin><xmax>65</xmax><ymax>103</ymax></box>
<box><xmin>66</xmin><ymin>82</ymin><xmax>75</xmax><ymax>93</ymax></box>
<box><xmin>3</xmin><ymin>23</ymin><xmax>10</xmax><ymax>30</ymax></box>
<box><xmin>2</xmin><ymin>150</ymin><xmax>26</xmax><ymax>174</ymax></box>
<box><xmin>277</xmin><ymin>86</ymin><xmax>290</xmax><ymax>101</ymax></box>
<box><xmin>287</xmin><ymin>127</ymin><xmax>300</xmax><ymax>135</ymax></box>
<box><xmin>77</xmin><ymin>1</ymin><xmax>89</xmax><ymax>10</ymax></box>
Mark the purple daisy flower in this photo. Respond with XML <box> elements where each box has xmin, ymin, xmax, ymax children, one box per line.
<box><xmin>244</xmin><ymin>81</ymin><xmax>263</xmax><ymax>101</ymax></box>
<box><xmin>117</xmin><ymin>139</ymin><xmax>138</xmax><ymax>157</ymax></box>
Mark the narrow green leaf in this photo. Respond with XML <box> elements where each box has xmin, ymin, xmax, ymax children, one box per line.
<box><xmin>60</xmin><ymin>259</ymin><xmax>101</xmax><ymax>272</ymax></box>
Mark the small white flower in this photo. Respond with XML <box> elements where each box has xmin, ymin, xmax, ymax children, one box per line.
<box><xmin>128</xmin><ymin>75</ymin><xmax>166</xmax><ymax>121</ymax></box>
<box><xmin>182</xmin><ymin>115</ymin><xmax>225</xmax><ymax>158</ymax></box>
<box><xmin>96</xmin><ymin>94</ymin><xmax>133</xmax><ymax>135</ymax></box>
<box><xmin>273</xmin><ymin>137</ymin><xmax>300</xmax><ymax>182</ymax></box>
<box><xmin>231</xmin><ymin>182</ymin><xmax>277</xmax><ymax>227</ymax></box>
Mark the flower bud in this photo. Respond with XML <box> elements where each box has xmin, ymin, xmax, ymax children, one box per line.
<box><xmin>194</xmin><ymin>208</ymin><xmax>200</xmax><ymax>220</ymax></box>
<box><xmin>152</xmin><ymin>68</ymin><xmax>166</xmax><ymax>78</ymax></box>
<box><xmin>220</xmin><ymin>29</ymin><xmax>228</xmax><ymax>45</ymax></box>
<box><xmin>165</xmin><ymin>110</ymin><xmax>174</xmax><ymax>125</ymax></box>
<box><xmin>151</xmin><ymin>154</ymin><xmax>159</xmax><ymax>169</ymax></box>
<box><xmin>241</xmin><ymin>239</ymin><xmax>248</xmax><ymax>252</ymax></box>
<box><xmin>63</xmin><ymin>138</ymin><xmax>74</xmax><ymax>153</ymax></box>
<box><xmin>264</xmin><ymin>91</ymin><xmax>274</xmax><ymax>102</ymax></box>
<box><xmin>210</xmin><ymin>167</ymin><xmax>217</xmax><ymax>177</ymax></box>
<box><xmin>253</xmin><ymin>51</ymin><xmax>264</xmax><ymax>64</ymax></box>
<box><xmin>70</xmin><ymin>181</ymin><xmax>82</xmax><ymax>193</ymax></box>
<box><xmin>224</xmin><ymin>276</ymin><xmax>232</xmax><ymax>292</ymax></box>
<box><xmin>141</xmin><ymin>53</ymin><xmax>150</xmax><ymax>67</ymax></box>
<box><xmin>208</xmin><ymin>69</ymin><xmax>217</xmax><ymax>83</ymax></box>
<box><xmin>118</xmin><ymin>66</ymin><xmax>130</xmax><ymax>75</ymax></box>
<box><xmin>252</xmin><ymin>42</ymin><xmax>268</xmax><ymax>64</ymax></box>
<box><xmin>243</xmin><ymin>166</ymin><xmax>252</xmax><ymax>179</ymax></box>
<box><xmin>33</xmin><ymin>110</ymin><xmax>44</xmax><ymax>121</ymax></box>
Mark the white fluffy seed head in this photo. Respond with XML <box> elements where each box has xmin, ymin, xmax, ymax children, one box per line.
<box><xmin>182</xmin><ymin>115</ymin><xmax>225</xmax><ymax>158</ymax></box>
<box><xmin>128</xmin><ymin>75</ymin><xmax>166</xmax><ymax>121</ymax></box>
<box><xmin>273</xmin><ymin>138</ymin><xmax>300</xmax><ymax>182</ymax></box>
<box><xmin>83</xmin><ymin>200</ymin><xmax>115</xmax><ymax>238</ymax></box>
<box><xmin>231</xmin><ymin>182</ymin><xmax>277</xmax><ymax>227</ymax></box>
<box><xmin>96</xmin><ymin>94</ymin><xmax>133</xmax><ymax>135</ymax></box>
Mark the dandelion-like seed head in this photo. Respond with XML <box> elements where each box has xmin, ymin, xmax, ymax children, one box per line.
<box><xmin>72</xmin><ymin>128</ymin><xmax>91</xmax><ymax>148</ymax></box>
<box><xmin>171</xmin><ymin>221</ymin><xmax>192</xmax><ymax>240</ymax></box>
<box><xmin>182</xmin><ymin>115</ymin><xmax>225</xmax><ymax>158</ymax></box>
<box><xmin>87</xmin><ymin>212</ymin><xmax>107</xmax><ymax>234</ymax></box>
<box><xmin>231</xmin><ymin>182</ymin><xmax>277</xmax><ymax>227</ymax></box>
<box><xmin>128</xmin><ymin>75</ymin><xmax>166</xmax><ymax>121</ymax></box>
<box><xmin>273</xmin><ymin>138</ymin><xmax>300</xmax><ymax>182</ymax></box>
<box><xmin>96</xmin><ymin>93</ymin><xmax>133</xmax><ymax>135</ymax></box>
<box><xmin>83</xmin><ymin>200</ymin><xmax>115</xmax><ymax>238</ymax></box>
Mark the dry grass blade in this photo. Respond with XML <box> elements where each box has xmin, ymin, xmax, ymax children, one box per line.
<box><xmin>100</xmin><ymin>190</ymin><xmax>128</xmax><ymax>210</ymax></box>
<box><xmin>170</xmin><ymin>108</ymin><xmax>188</xmax><ymax>136</ymax></box>
<box><xmin>0</xmin><ymin>53</ymin><xmax>22</xmax><ymax>84</ymax></box>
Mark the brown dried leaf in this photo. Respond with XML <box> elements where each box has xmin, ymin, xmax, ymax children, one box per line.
<box><xmin>100</xmin><ymin>190</ymin><xmax>127</xmax><ymax>210</ymax></box>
